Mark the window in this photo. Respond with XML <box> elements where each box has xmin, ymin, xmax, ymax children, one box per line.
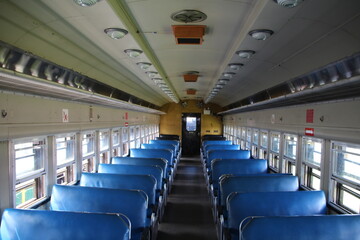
<box><xmin>112</xmin><ymin>129</ymin><xmax>121</xmax><ymax>157</ymax></box>
<box><xmin>14</xmin><ymin>139</ymin><xmax>47</xmax><ymax>208</ymax></box>
<box><xmin>135</xmin><ymin>126</ymin><xmax>141</xmax><ymax>148</ymax></box>
<box><xmin>241</xmin><ymin>128</ymin><xmax>246</xmax><ymax>150</ymax></box>
<box><xmin>122</xmin><ymin>127</ymin><xmax>129</xmax><ymax>156</ymax></box>
<box><xmin>331</xmin><ymin>142</ymin><xmax>360</xmax><ymax>213</ymax></box>
<box><xmin>245</xmin><ymin>128</ymin><xmax>252</xmax><ymax>150</ymax></box>
<box><xmin>56</xmin><ymin>135</ymin><xmax>76</xmax><ymax>185</ymax></box>
<box><xmin>269</xmin><ymin>132</ymin><xmax>281</xmax><ymax>172</ymax></box>
<box><xmin>259</xmin><ymin>131</ymin><xmax>268</xmax><ymax>159</ymax></box>
<box><xmin>186</xmin><ymin>117</ymin><xmax>197</xmax><ymax>131</ymax></box>
<box><xmin>82</xmin><ymin>132</ymin><xmax>95</xmax><ymax>173</ymax></box>
<box><xmin>129</xmin><ymin>127</ymin><xmax>135</xmax><ymax>149</ymax></box>
<box><xmin>301</xmin><ymin>137</ymin><xmax>323</xmax><ymax>190</ymax></box>
<box><xmin>283</xmin><ymin>134</ymin><xmax>297</xmax><ymax>175</ymax></box>
<box><xmin>99</xmin><ymin>130</ymin><xmax>110</xmax><ymax>164</ymax></box>
<box><xmin>251</xmin><ymin>129</ymin><xmax>259</xmax><ymax>158</ymax></box>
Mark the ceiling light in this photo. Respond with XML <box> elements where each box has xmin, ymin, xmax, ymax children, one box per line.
<box><xmin>236</xmin><ymin>50</ymin><xmax>256</xmax><ymax>59</ymax></box>
<box><xmin>104</xmin><ymin>28</ymin><xmax>128</xmax><ymax>39</ymax></box>
<box><xmin>124</xmin><ymin>49</ymin><xmax>143</xmax><ymax>58</ymax></box>
<box><xmin>152</xmin><ymin>78</ymin><xmax>164</xmax><ymax>84</ymax></box>
<box><xmin>273</xmin><ymin>0</ymin><xmax>304</xmax><ymax>8</ymax></box>
<box><xmin>146</xmin><ymin>71</ymin><xmax>158</xmax><ymax>78</ymax></box>
<box><xmin>223</xmin><ymin>72</ymin><xmax>236</xmax><ymax>78</ymax></box>
<box><xmin>228</xmin><ymin>63</ymin><xmax>244</xmax><ymax>70</ymax></box>
<box><xmin>137</xmin><ymin>62</ymin><xmax>152</xmax><ymax>70</ymax></box>
<box><xmin>249</xmin><ymin>29</ymin><xmax>274</xmax><ymax>40</ymax></box>
<box><xmin>74</xmin><ymin>0</ymin><xmax>101</xmax><ymax>7</ymax></box>
<box><xmin>216</xmin><ymin>84</ymin><xmax>224</xmax><ymax>89</ymax></box>
<box><xmin>218</xmin><ymin>79</ymin><xmax>230</xmax><ymax>85</ymax></box>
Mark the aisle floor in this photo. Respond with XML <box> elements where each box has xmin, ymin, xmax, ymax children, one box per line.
<box><xmin>157</xmin><ymin>156</ymin><xmax>217</xmax><ymax>240</ymax></box>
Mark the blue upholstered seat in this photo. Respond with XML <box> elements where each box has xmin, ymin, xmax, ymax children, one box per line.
<box><xmin>50</xmin><ymin>185</ymin><xmax>149</xmax><ymax>240</ymax></box>
<box><xmin>0</xmin><ymin>208</ymin><xmax>130</xmax><ymax>240</ymax></box>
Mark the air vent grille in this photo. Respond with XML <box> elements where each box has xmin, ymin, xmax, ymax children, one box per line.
<box><xmin>171</xmin><ymin>10</ymin><xmax>207</xmax><ymax>23</ymax></box>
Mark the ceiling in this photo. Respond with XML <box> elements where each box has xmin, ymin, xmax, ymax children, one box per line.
<box><xmin>0</xmin><ymin>0</ymin><xmax>360</xmax><ymax>108</ymax></box>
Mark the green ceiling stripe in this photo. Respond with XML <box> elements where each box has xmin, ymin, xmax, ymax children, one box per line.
<box><xmin>107</xmin><ymin>0</ymin><xmax>179</xmax><ymax>101</ymax></box>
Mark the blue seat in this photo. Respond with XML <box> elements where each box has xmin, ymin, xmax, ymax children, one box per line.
<box><xmin>225</xmin><ymin>191</ymin><xmax>327</xmax><ymax>240</ymax></box>
<box><xmin>98</xmin><ymin>163</ymin><xmax>163</xmax><ymax>192</ymax></box>
<box><xmin>219</xmin><ymin>174</ymin><xmax>299</xmax><ymax>211</ymax></box>
<box><xmin>202</xmin><ymin>145</ymin><xmax>241</xmax><ymax>167</ymax></box>
<box><xmin>142</xmin><ymin>143</ymin><xmax>178</xmax><ymax>162</ymax></box>
<box><xmin>50</xmin><ymin>185</ymin><xmax>149</xmax><ymax>240</ymax></box>
<box><xmin>207</xmin><ymin>150</ymin><xmax>251</xmax><ymax>172</ymax></box>
<box><xmin>211</xmin><ymin>159</ymin><xmax>268</xmax><ymax>197</ymax></box>
<box><xmin>0</xmin><ymin>208</ymin><xmax>131</xmax><ymax>240</ymax></box>
<box><xmin>239</xmin><ymin>215</ymin><xmax>360</xmax><ymax>240</ymax></box>
<box><xmin>149</xmin><ymin>139</ymin><xmax>180</xmax><ymax>156</ymax></box>
<box><xmin>202</xmin><ymin>140</ymin><xmax>232</xmax><ymax>153</ymax></box>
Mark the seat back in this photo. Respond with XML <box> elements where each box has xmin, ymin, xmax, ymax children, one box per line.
<box><xmin>207</xmin><ymin>150</ymin><xmax>251</xmax><ymax>169</ymax></box>
<box><xmin>227</xmin><ymin>191</ymin><xmax>327</xmax><ymax>234</ymax></box>
<box><xmin>0</xmin><ymin>209</ymin><xmax>130</xmax><ymax>240</ymax></box>
<box><xmin>205</xmin><ymin>144</ymin><xmax>240</xmax><ymax>153</ymax></box>
<box><xmin>150</xmin><ymin>139</ymin><xmax>180</xmax><ymax>153</ymax></box>
<box><xmin>240</xmin><ymin>215</ymin><xmax>360</xmax><ymax>240</ymax></box>
<box><xmin>202</xmin><ymin>140</ymin><xmax>232</xmax><ymax>151</ymax></box>
<box><xmin>142</xmin><ymin>143</ymin><xmax>177</xmax><ymax>157</ymax></box>
<box><xmin>202</xmin><ymin>135</ymin><xmax>226</xmax><ymax>141</ymax></box>
<box><xmin>111</xmin><ymin>157</ymin><xmax>168</xmax><ymax>179</ymax></box>
<box><xmin>50</xmin><ymin>185</ymin><xmax>148</xmax><ymax>233</ymax></box>
<box><xmin>80</xmin><ymin>173</ymin><xmax>157</xmax><ymax>207</ymax></box>
<box><xmin>219</xmin><ymin>174</ymin><xmax>299</xmax><ymax>208</ymax></box>
<box><xmin>130</xmin><ymin>148</ymin><xmax>174</xmax><ymax>167</ymax></box>
<box><xmin>211</xmin><ymin>159</ymin><xmax>268</xmax><ymax>192</ymax></box>
<box><xmin>98</xmin><ymin>163</ymin><xmax>163</xmax><ymax>190</ymax></box>
<box><xmin>158</xmin><ymin>134</ymin><xmax>180</xmax><ymax>140</ymax></box>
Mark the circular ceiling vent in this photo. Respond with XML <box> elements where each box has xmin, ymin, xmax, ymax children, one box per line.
<box><xmin>273</xmin><ymin>0</ymin><xmax>303</xmax><ymax>8</ymax></box>
<box><xmin>171</xmin><ymin>10</ymin><xmax>207</xmax><ymax>23</ymax></box>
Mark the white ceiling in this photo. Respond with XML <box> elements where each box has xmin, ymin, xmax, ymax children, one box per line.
<box><xmin>1</xmin><ymin>0</ymin><xmax>360</xmax><ymax>108</ymax></box>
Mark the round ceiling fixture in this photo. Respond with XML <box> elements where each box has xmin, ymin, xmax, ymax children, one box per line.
<box><xmin>236</xmin><ymin>50</ymin><xmax>256</xmax><ymax>59</ymax></box>
<box><xmin>73</xmin><ymin>0</ymin><xmax>101</xmax><ymax>7</ymax></box>
<box><xmin>146</xmin><ymin>71</ymin><xmax>158</xmax><ymax>78</ymax></box>
<box><xmin>228</xmin><ymin>63</ymin><xmax>244</xmax><ymax>70</ymax></box>
<box><xmin>218</xmin><ymin>79</ymin><xmax>230</xmax><ymax>85</ymax></box>
<box><xmin>124</xmin><ymin>49</ymin><xmax>143</xmax><ymax>58</ymax></box>
<box><xmin>137</xmin><ymin>62</ymin><xmax>152</xmax><ymax>70</ymax></box>
<box><xmin>223</xmin><ymin>72</ymin><xmax>236</xmax><ymax>78</ymax></box>
<box><xmin>273</xmin><ymin>0</ymin><xmax>304</xmax><ymax>8</ymax></box>
<box><xmin>249</xmin><ymin>29</ymin><xmax>274</xmax><ymax>40</ymax></box>
<box><xmin>104</xmin><ymin>28</ymin><xmax>128</xmax><ymax>39</ymax></box>
<box><xmin>171</xmin><ymin>10</ymin><xmax>207</xmax><ymax>23</ymax></box>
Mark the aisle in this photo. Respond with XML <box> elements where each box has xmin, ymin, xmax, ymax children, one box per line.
<box><xmin>157</xmin><ymin>156</ymin><xmax>217</xmax><ymax>240</ymax></box>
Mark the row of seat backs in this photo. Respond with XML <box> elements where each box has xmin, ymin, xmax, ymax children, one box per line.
<box><xmin>130</xmin><ymin>148</ymin><xmax>174</xmax><ymax>167</ymax></box>
<box><xmin>80</xmin><ymin>172</ymin><xmax>157</xmax><ymax>208</ymax></box>
<box><xmin>218</xmin><ymin>174</ymin><xmax>299</xmax><ymax>209</ymax></box>
<box><xmin>157</xmin><ymin>134</ymin><xmax>180</xmax><ymax>140</ymax></box>
<box><xmin>150</xmin><ymin>139</ymin><xmax>180</xmax><ymax>153</ymax></box>
<box><xmin>204</xmin><ymin>145</ymin><xmax>241</xmax><ymax>157</ymax></box>
<box><xmin>50</xmin><ymin>185</ymin><xmax>148</xmax><ymax>240</ymax></box>
<box><xmin>0</xmin><ymin>208</ymin><xmax>131</xmax><ymax>240</ymax></box>
<box><xmin>226</xmin><ymin>191</ymin><xmax>327</xmax><ymax>240</ymax></box>
<box><xmin>207</xmin><ymin>150</ymin><xmax>251</xmax><ymax>169</ymax></box>
<box><xmin>202</xmin><ymin>135</ymin><xmax>226</xmax><ymax>141</ymax></box>
<box><xmin>112</xmin><ymin>157</ymin><xmax>168</xmax><ymax>179</ymax></box>
<box><xmin>98</xmin><ymin>163</ymin><xmax>163</xmax><ymax>190</ymax></box>
<box><xmin>211</xmin><ymin>159</ymin><xmax>268</xmax><ymax>191</ymax></box>
<box><xmin>202</xmin><ymin>140</ymin><xmax>232</xmax><ymax>150</ymax></box>
<box><xmin>141</xmin><ymin>143</ymin><xmax>177</xmax><ymax>159</ymax></box>
<box><xmin>239</xmin><ymin>215</ymin><xmax>360</xmax><ymax>240</ymax></box>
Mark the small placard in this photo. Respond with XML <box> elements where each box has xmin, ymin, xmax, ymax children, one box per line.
<box><xmin>203</xmin><ymin>109</ymin><xmax>211</xmax><ymax>115</ymax></box>
<box><xmin>305</xmin><ymin>128</ymin><xmax>314</xmax><ymax>136</ymax></box>
<box><xmin>125</xmin><ymin>122</ymin><xmax>129</xmax><ymax>127</ymax></box>
<box><xmin>62</xmin><ymin>109</ymin><xmax>69</xmax><ymax>123</ymax></box>
<box><xmin>306</xmin><ymin>109</ymin><xmax>314</xmax><ymax>123</ymax></box>
<box><xmin>125</xmin><ymin>112</ymin><xmax>128</xmax><ymax>120</ymax></box>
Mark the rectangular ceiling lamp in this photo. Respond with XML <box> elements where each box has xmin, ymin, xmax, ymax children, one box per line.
<box><xmin>187</xmin><ymin>89</ymin><xmax>197</xmax><ymax>95</ymax></box>
<box><xmin>172</xmin><ymin>25</ymin><xmax>206</xmax><ymax>45</ymax></box>
<box><xmin>184</xmin><ymin>74</ymin><xmax>198</xmax><ymax>82</ymax></box>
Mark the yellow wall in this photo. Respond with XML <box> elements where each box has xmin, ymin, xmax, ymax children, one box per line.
<box><xmin>159</xmin><ymin>100</ymin><xmax>223</xmax><ymax>139</ymax></box>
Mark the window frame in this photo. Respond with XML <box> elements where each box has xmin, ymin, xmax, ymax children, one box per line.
<box><xmin>55</xmin><ymin>133</ymin><xmax>77</xmax><ymax>185</ymax></box>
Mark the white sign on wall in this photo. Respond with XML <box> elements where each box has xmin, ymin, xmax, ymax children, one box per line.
<box><xmin>62</xmin><ymin>109</ymin><xmax>69</xmax><ymax>123</ymax></box>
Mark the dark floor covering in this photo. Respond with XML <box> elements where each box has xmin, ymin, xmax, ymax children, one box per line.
<box><xmin>157</xmin><ymin>156</ymin><xmax>217</xmax><ymax>240</ymax></box>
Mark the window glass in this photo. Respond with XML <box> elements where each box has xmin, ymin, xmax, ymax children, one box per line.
<box><xmin>246</xmin><ymin>128</ymin><xmax>252</xmax><ymax>142</ymax></box>
<box><xmin>284</xmin><ymin>134</ymin><xmax>297</xmax><ymax>160</ymax></box>
<box><xmin>303</xmin><ymin>138</ymin><xmax>322</xmax><ymax>167</ymax></box>
<box><xmin>260</xmin><ymin>131</ymin><xmax>268</xmax><ymax>148</ymax></box>
<box><xmin>82</xmin><ymin>133</ymin><xmax>95</xmax><ymax>157</ymax></box>
<box><xmin>15</xmin><ymin>140</ymin><xmax>45</xmax><ymax>177</ymax></box>
<box><xmin>112</xmin><ymin>129</ymin><xmax>120</xmax><ymax>147</ymax></box>
<box><xmin>270</xmin><ymin>132</ymin><xmax>280</xmax><ymax>153</ymax></box>
<box><xmin>56</xmin><ymin>136</ymin><xmax>75</xmax><ymax>166</ymax></box>
<box><xmin>186</xmin><ymin>117</ymin><xmax>197</xmax><ymax>131</ymax></box>
<box><xmin>253</xmin><ymin>129</ymin><xmax>259</xmax><ymax>145</ymax></box>
<box><xmin>332</xmin><ymin>143</ymin><xmax>360</xmax><ymax>184</ymax></box>
<box><xmin>100</xmin><ymin>130</ymin><xmax>109</xmax><ymax>151</ymax></box>
<box><xmin>241</xmin><ymin>128</ymin><xmax>246</xmax><ymax>140</ymax></box>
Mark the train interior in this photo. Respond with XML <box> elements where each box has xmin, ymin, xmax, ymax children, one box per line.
<box><xmin>1</xmin><ymin>0</ymin><xmax>360</xmax><ymax>239</ymax></box>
